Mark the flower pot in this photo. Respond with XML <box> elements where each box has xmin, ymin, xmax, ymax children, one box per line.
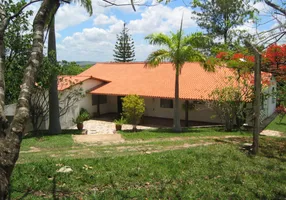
<box><xmin>77</xmin><ymin>123</ymin><xmax>83</xmax><ymax>130</ymax></box>
<box><xmin>115</xmin><ymin>124</ymin><xmax>122</xmax><ymax>131</ymax></box>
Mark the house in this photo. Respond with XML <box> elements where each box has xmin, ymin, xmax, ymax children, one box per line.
<box><xmin>57</xmin><ymin>62</ymin><xmax>277</xmax><ymax>128</ymax></box>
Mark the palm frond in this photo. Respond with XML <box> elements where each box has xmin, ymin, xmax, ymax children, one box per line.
<box><xmin>182</xmin><ymin>32</ymin><xmax>211</xmax><ymax>49</ymax></box>
<box><xmin>145</xmin><ymin>33</ymin><xmax>173</xmax><ymax>49</ymax></box>
<box><xmin>145</xmin><ymin>49</ymin><xmax>171</xmax><ymax>68</ymax></box>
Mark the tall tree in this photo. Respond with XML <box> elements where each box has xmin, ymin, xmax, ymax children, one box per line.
<box><xmin>113</xmin><ymin>23</ymin><xmax>135</xmax><ymax>62</ymax></box>
<box><xmin>4</xmin><ymin>2</ymin><xmax>33</xmax><ymax>104</ymax></box>
<box><xmin>145</xmin><ymin>19</ymin><xmax>212</xmax><ymax>132</ymax></box>
<box><xmin>191</xmin><ymin>0</ymin><xmax>256</xmax><ymax>44</ymax></box>
<box><xmin>48</xmin><ymin>0</ymin><xmax>92</xmax><ymax>134</ymax></box>
<box><xmin>0</xmin><ymin>0</ymin><xmax>59</xmax><ymax>197</ymax></box>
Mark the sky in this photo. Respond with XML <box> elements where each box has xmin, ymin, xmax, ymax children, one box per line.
<box><xmin>25</xmin><ymin>0</ymin><xmax>284</xmax><ymax>62</ymax></box>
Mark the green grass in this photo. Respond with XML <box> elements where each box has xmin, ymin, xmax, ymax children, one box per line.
<box><xmin>21</xmin><ymin>130</ymin><xmax>82</xmax><ymax>151</ymax></box>
<box><xmin>120</xmin><ymin>127</ymin><xmax>251</xmax><ymax>140</ymax></box>
<box><xmin>11</xmin><ymin>137</ymin><xmax>286</xmax><ymax>199</ymax></box>
<box><xmin>265</xmin><ymin>115</ymin><xmax>286</xmax><ymax>133</ymax></box>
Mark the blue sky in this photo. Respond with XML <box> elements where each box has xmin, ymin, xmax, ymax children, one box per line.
<box><xmin>26</xmin><ymin>0</ymin><xmax>284</xmax><ymax>62</ymax></box>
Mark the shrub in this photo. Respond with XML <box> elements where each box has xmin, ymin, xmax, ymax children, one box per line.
<box><xmin>122</xmin><ymin>95</ymin><xmax>145</xmax><ymax>131</ymax></box>
<box><xmin>276</xmin><ymin>105</ymin><xmax>286</xmax><ymax>123</ymax></box>
<box><xmin>73</xmin><ymin>108</ymin><xmax>90</xmax><ymax>124</ymax></box>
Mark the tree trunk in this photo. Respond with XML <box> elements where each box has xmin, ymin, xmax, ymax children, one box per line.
<box><xmin>173</xmin><ymin>70</ymin><xmax>182</xmax><ymax>132</ymax></box>
<box><xmin>0</xmin><ymin>10</ymin><xmax>9</xmax><ymax>138</ymax></box>
<box><xmin>185</xmin><ymin>100</ymin><xmax>189</xmax><ymax>127</ymax></box>
<box><xmin>0</xmin><ymin>0</ymin><xmax>59</xmax><ymax>198</ymax></box>
<box><xmin>48</xmin><ymin>16</ymin><xmax>61</xmax><ymax>134</ymax></box>
<box><xmin>253</xmin><ymin>52</ymin><xmax>261</xmax><ymax>155</ymax></box>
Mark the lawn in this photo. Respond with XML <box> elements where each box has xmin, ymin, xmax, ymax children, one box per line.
<box><xmin>20</xmin><ymin>130</ymin><xmax>82</xmax><ymax>151</ymax></box>
<box><xmin>11</xmin><ymin>124</ymin><xmax>286</xmax><ymax>199</ymax></box>
<box><xmin>266</xmin><ymin>115</ymin><xmax>286</xmax><ymax>133</ymax></box>
<box><xmin>12</xmin><ymin>137</ymin><xmax>286</xmax><ymax>199</ymax></box>
<box><xmin>120</xmin><ymin>127</ymin><xmax>251</xmax><ymax>140</ymax></box>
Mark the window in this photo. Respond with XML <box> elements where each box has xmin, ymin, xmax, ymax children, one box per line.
<box><xmin>160</xmin><ymin>99</ymin><xmax>173</xmax><ymax>108</ymax></box>
<box><xmin>92</xmin><ymin>95</ymin><xmax>107</xmax><ymax>105</ymax></box>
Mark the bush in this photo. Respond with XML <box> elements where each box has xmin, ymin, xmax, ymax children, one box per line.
<box><xmin>73</xmin><ymin>108</ymin><xmax>90</xmax><ymax>124</ymax></box>
<box><xmin>276</xmin><ymin>105</ymin><xmax>286</xmax><ymax>123</ymax></box>
<box><xmin>122</xmin><ymin>95</ymin><xmax>145</xmax><ymax>131</ymax></box>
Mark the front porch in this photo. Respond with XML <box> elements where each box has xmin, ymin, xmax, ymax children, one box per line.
<box><xmin>93</xmin><ymin>113</ymin><xmax>221</xmax><ymax>128</ymax></box>
<box><xmin>86</xmin><ymin>94</ymin><xmax>222</xmax><ymax>127</ymax></box>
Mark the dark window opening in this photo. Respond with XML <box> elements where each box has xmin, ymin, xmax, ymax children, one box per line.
<box><xmin>92</xmin><ymin>95</ymin><xmax>107</xmax><ymax>105</ymax></box>
<box><xmin>160</xmin><ymin>99</ymin><xmax>173</xmax><ymax>108</ymax></box>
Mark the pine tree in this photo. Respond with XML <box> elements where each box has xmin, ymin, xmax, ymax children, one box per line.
<box><xmin>113</xmin><ymin>23</ymin><xmax>135</xmax><ymax>62</ymax></box>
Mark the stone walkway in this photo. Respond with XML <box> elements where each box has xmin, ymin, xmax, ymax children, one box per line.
<box><xmin>260</xmin><ymin>130</ymin><xmax>284</xmax><ymax>137</ymax></box>
<box><xmin>70</xmin><ymin>119</ymin><xmax>154</xmax><ymax>135</ymax></box>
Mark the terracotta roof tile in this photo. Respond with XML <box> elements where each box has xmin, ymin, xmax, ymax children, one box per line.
<box><xmin>57</xmin><ymin>75</ymin><xmax>96</xmax><ymax>91</ymax></box>
<box><xmin>78</xmin><ymin>62</ymin><xmax>240</xmax><ymax>100</ymax></box>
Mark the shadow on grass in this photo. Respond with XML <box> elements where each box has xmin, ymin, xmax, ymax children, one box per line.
<box><xmin>24</xmin><ymin>129</ymin><xmax>82</xmax><ymax>139</ymax></box>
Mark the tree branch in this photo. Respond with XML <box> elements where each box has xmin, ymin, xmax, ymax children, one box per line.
<box><xmin>264</xmin><ymin>0</ymin><xmax>286</xmax><ymax>16</ymax></box>
<box><xmin>9</xmin><ymin>0</ymin><xmax>43</xmax><ymax>20</ymax></box>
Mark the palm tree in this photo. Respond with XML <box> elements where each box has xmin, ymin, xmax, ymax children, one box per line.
<box><xmin>145</xmin><ymin>18</ymin><xmax>211</xmax><ymax>132</ymax></box>
<box><xmin>48</xmin><ymin>0</ymin><xmax>92</xmax><ymax>134</ymax></box>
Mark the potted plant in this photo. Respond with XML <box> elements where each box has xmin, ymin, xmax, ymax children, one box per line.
<box><xmin>114</xmin><ymin>116</ymin><xmax>126</xmax><ymax>131</ymax></box>
<box><xmin>73</xmin><ymin>108</ymin><xmax>90</xmax><ymax>130</ymax></box>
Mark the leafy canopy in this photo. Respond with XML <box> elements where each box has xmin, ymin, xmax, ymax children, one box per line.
<box><xmin>191</xmin><ymin>0</ymin><xmax>256</xmax><ymax>44</ymax></box>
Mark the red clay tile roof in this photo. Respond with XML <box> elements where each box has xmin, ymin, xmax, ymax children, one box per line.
<box><xmin>78</xmin><ymin>62</ymin><xmax>249</xmax><ymax>100</ymax></box>
<box><xmin>58</xmin><ymin>75</ymin><xmax>109</xmax><ymax>91</ymax></box>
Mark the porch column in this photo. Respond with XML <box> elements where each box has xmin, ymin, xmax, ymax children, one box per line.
<box><xmin>185</xmin><ymin>100</ymin><xmax>189</xmax><ymax>127</ymax></box>
<box><xmin>97</xmin><ymin>95</ymin><xmax>100</xmax><ymax>116</ymax></box>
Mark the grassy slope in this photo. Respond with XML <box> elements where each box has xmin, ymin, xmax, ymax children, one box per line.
<box><xmin>265</xmin><ymin>115</ymin><xmax>286</xmax><ymax>133</ymax></box>
<box><xmin>13</xmin><ymin>137</ymin><xmax>286</xmax><ymax>199</ymax></box>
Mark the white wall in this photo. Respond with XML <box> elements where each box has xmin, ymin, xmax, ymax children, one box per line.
<box><xmin>143</xmin><ymin>97</ymin><xmax>220</xmax><ymax>123</ymax></box>
<box><xmin>58</xmin><ymin>78</ymin><xmax>104</xmax><ymax>129</ymax></box>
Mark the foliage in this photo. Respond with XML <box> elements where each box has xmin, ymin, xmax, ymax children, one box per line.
<box><xmin>262</xmin><ymin>44</ymin><xmax>286</xmax><ymax>83</ymax></box>
<box><xmin>145</xmin><ymin>18</ymin><xmax>214</xmax><ymax>132</ymax></box>
<box><xmin>60</xmin><ymin>60</ymin><xmax>87</xmax><ymax>75</ymax></box>
<box><xmin>4</xmin><ymin>1</ymin><xmax>33</xmax><ymax>104</ymax></box>
<box><xmin>114</xmin><ymin>116</ymin><xmax>127</xmax><ymax>125</ymax></box>
<box><xmin>122</xmin><ymin>95</ymin><xmax>145</xmax><ymax>130</ymax></box>
<box><xmin>276</xmin><ymin>105</ymin><xmax>286</xmax><ymax>123</ymax></box>
<box><xmin>191</xmin><ymin>0</ymin><xmax>256</xmax><ymax>44</ymax></box>
<box><xmin>73</xmin><ymin>108</ymin><xmax>90</xmax><ymax>124</ymax></box>
<box><xmin>207</xmin><ymin>50</ymin><xmax>258</xmax><ymax>131</ymax></box>
<box><xmin>207</xmin><ymin>82</ymin><xmax>253</xmax><ymax>131</ymax></box>
<box><xmin>113</xmin><ymin>23</ymin><xmax>135</xmax><ymax>62</ymax></box>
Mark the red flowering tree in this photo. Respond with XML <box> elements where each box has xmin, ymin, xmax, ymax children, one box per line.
<box><xmin>262</xmin><ymin>44</ymin><xmax>286</xmax><ymax>83</ymax></box>
<box><xmin>207</xmin><ymin>51</ymin><xmax>256</xmax><ymax>131</ymax></box>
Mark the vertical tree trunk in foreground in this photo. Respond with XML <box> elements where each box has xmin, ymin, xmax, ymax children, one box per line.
<box><xmin>48</xmin><ymin>16</ymin><xmax>61</xmax><ymax>134</ymax></box>
<box><xmin>173</xmin><ymin>69</ymin><xmax>182</xmax><ymax>132</ymax></box>
<box><xmin>0</xmin><ymin>0</ymin><xmax>59</xmax><ymax>198</ymax></box>
<box><xmin>253</xmin><ymin>52</ymin><xmax>261</xmax><ymax>155</ymax></box>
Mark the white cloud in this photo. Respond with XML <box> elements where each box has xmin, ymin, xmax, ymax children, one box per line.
<box><xmin>55</xmin><ymin>4</ymin><xmax>91</xmax><ymax>31</ymax></box>
<box><xmin>93</xmin><ymin>14</ymin><xmax>119</xmax><ymax>25</ymax></box>
<box><xmin>128</xmin><ymin>5</ymin><xmax>196</xmax><ymax>34</ymax></box>
<box><xmin>57</xmin><ymin>3</ymin><xmax>199</xmax><ymax>62</ymax></box>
